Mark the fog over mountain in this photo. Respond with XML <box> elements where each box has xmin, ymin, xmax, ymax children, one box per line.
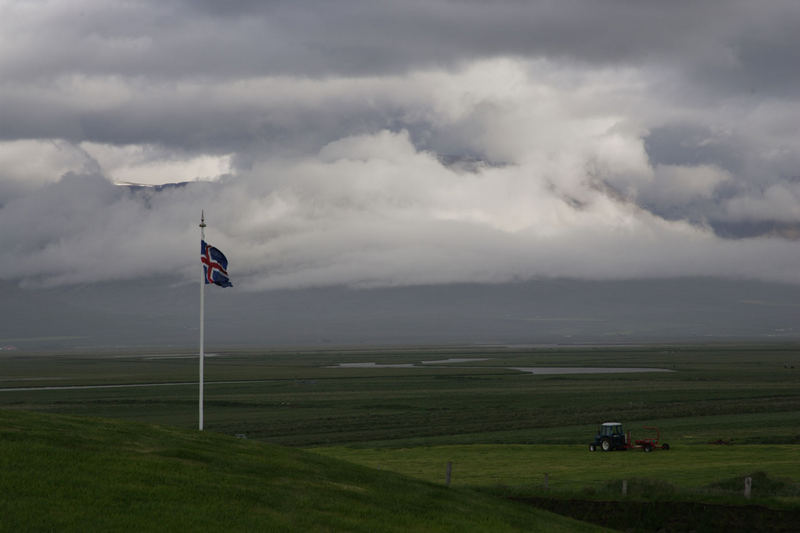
<box><xmin>3</xmin><ymin>278</ymin><xmax>800</xmax><ymax>351</ymax></box>
<box><xmin>2</xmin><ymin>1</ymin><xmax>800</xmax><ymax>348</ymax></box>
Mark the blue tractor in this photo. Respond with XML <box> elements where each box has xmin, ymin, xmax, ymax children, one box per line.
<box><xmin>589</xmin><ymin>422</ymin><xmax>628</xmax><ymax>451</ymax></box>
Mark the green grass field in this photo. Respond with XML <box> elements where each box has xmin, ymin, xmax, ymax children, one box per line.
<box><xmin>0</xmin><ymin>409</ymin><xmax>601</xmax><ymax>532</ymax></box>
<box><xmin>2</xmin><ymin>344</ymin><xmax>800</xmax><ymax>529</ymax></box>
<box><xmin>313</xmin><ymin>444</ymin><xmax>800</xmax><ymax>505</ymax></box>
<box><xmin>2</xmin><ymin>344</ymin><xmax>799</xmax><ymax>447</ymax></box>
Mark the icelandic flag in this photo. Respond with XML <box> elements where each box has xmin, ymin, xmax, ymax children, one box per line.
<box><xmin>201</xmin><ymin>240</ymin><xmax>233</xmax><ymax>287</ymax></box>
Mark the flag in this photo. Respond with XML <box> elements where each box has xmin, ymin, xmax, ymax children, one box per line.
<box><xmin>201</xmin><ymin>240</ymin><xmax>233</xmax><ymax>287</ymax></box>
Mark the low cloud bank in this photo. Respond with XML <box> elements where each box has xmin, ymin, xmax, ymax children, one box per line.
<box><xmin>2</xmin><ymin>54</ymin><xmax>800</xmax><ymax>289</ymax></box>
<box><xmin>2</xmin><ymin>121</ymin><xmax>800</xmax><ymax>288</ymax></box>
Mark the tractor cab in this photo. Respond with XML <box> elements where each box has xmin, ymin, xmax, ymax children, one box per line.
<box><xmin>590</xmin><ymin>422</ymin><xmax>629</xmax><ymax>451</ymax></box>
<box><xmin>600</xmin><ymin>422</ymin><xmax>624</xmax><ymax>438</ymax></box>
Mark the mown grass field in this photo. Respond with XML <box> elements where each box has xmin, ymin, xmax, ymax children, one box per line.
<box><xmin>313</xmin><ymin>444</ymin><xmax>800</xmax><ymax>505</ymax></box>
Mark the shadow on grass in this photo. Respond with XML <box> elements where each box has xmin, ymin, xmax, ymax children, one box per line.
<box><xmin>500</xmin><ymin>473</ymin><xmax>800</xmax><ymax>532</ymax></box>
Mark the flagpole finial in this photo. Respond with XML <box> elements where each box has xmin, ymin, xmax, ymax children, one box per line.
<box><xmin>200</xmin><ymin>210</ymin><xmax>206</xmax><ymax>228</ymax></box>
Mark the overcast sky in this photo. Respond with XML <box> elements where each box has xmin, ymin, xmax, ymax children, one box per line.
<box><xmin>2</xmin><ymin>0</ymin><xmax>800</xmax><ymax>290</ymax></box>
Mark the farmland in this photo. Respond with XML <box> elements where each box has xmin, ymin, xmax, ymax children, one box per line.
<box><xmin>2</xmin><ymin>344</ymin><xmax>800</xmax><ymax>529</ymax></box>
<box><xmin>2</xmin><ymin>344</ymin><xmax>799</xmax><ymax>447</ymax></box>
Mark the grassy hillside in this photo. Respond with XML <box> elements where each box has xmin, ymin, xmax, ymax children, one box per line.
<box><xmin>0</xmin><ymin>410</ymin><xmax>603</xmax><ymax>532</ymax></box>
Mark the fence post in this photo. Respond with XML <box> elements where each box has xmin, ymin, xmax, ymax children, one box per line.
<box><xmin>445</xmin><ymin>461</ymin><xmax>452</xmax><ymax>487</ymax></box>
<box><xmin>744</xmin><ymin>476</ymin><xmax>752</xmax><ymax>499</ymax></box>
<box><xmin>544</xmin><ymin>473</ymin><xmax>549</xmax><ymax>489</ymax></box>
<box><xmin>622</xmin><ymin>479</ymin><xmax>628</xmax><ymax>496</ymax></box>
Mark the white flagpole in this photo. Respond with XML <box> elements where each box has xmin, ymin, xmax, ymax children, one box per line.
<box><xmin>199</xmin><ymin>210</ymin><xmax>206</xmax><ymax>431</ymax></box>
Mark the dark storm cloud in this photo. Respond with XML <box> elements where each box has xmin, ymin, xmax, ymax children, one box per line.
<box><xmin>645</xmin><ymin>125</ymin><xmax>747</xmax><ymax>173</ymax></box>
<box><xmin>2</xmin><ymin>0</ymin><xmax>800</xmax><ymax>289</ymax></box>
<box><xmin>2</xmin><ymin>0</ymin><xmax>798</xmax><ymax>88</ymax></box>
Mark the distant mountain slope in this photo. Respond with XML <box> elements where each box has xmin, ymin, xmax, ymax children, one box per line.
<box><xmin>4</xmin><ymin>277</ymin><xmax>800</xmax><ymax>350</ymax></box>
<box><xmin>0</xmin><ymin>410</ymin><xmax>602</xmax><ymax>532</ymax></box>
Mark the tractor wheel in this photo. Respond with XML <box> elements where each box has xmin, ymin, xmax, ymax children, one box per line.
<box><xmin>662</xmin><ymin>443</ymin><xmax>670</xmax><ymax>451</ymax></box>
<box><xmin>589</xmin><ymin>443</ymin><xmax>596</xmax><ymax>452</ymax></box>
<box><xmin>601</xmin><ymin>438</ymin><xmax>612</xmax><ymax>452</ymax></box>
<box><xmin>643</xmin><ymin>444</ymin><xmax>652</xmax><ymax>452</ymax></box>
